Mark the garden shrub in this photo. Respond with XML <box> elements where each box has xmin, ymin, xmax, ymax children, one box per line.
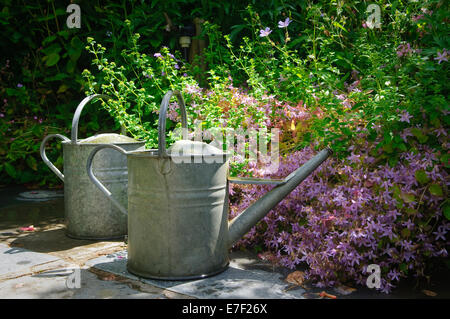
<box><xmin>230</xmin><ymin>134</ymin><xmax>448</xmax><ymax>293</ymax></box>
<box><xmin>1</xmin><ymin>0</ymin><xmax>271</xmax><ymax>185</ymax></box>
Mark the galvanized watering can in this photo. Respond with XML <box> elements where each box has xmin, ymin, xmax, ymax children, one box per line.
<box><xmin>40</xmin><ymin>94</ymin><xmax>145</xmax><ymax>240</ymax></box>
<box><xmin>86</xmin><ymin>90</ymin><xmax>332</xmax><ymax>280</ymax></box>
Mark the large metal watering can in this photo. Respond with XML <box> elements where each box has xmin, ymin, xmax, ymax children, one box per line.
<box><xmin>40</xmin><ymin>95</ymin><xmax>145</xmax><ymax>240</ymax></box>
<box><xmin>86</xmin><ymin>90</ymin><xmax>332</xmax><ymax>280</ymax></box>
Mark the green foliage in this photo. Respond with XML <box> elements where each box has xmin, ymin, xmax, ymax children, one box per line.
<box><xmin>200</xmin><ymin>0</ymin><xmax>449</xmax><ymax>161</ymax></box>
<box><xmin>0</xmin><ymin>0</ymin><xmax>253</xmax><ymax>185</ymax></box>
<box><xmin>83</xmin><ymin>32</ymin><xmax>196</xmax><ymax>147</ymax></box>
<box><xmin>0</xmin><ymin>0</ymin><xmax>448</xmax><ymax>187</ymax></box>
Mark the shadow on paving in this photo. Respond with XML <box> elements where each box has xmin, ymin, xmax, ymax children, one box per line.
<box><xmin>1</xmin><ymin>268</ymin><xmax>180</xmax><ymax>299</ymax></box>
<box><xmin>8</xmin><ymin>228</ymin><xmax>113</xmax><ymax>254</ymax></box>
<box><xmin>88</xmin><ymin>253</ymin><xmax>306</xmax><ymax>299</ymax></box>
<box><xmin>0</xmin><ymin>199</ymin><xmax>64</xmax><ymax>231</ymax></box>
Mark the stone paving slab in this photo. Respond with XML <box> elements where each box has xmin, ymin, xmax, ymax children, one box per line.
<box><xmin>0</xmin><ymin>243</ymin><xmax>61</xmax><ymax>281</ymax></box>
<box><xmin>0</xmin><ymin>226</ymin><xmax>127</xmax><ymax>265</ymax></box>
<box><xmin>85</xmin><ymin>250</ymin><xmax>305</xmax><ymax>299</ymax></box>
<box><xmin>0</xmin><ymin>244</ymin><xmax>191</xmax><ymax>299</ymax></box>
<box><xmin>0</xmin><ymin>267</ymin><xmax>190</xmax><ymax>299</ymax></box>
<box><xmin>0</xmin><ymin>269</ymin><xmax>188</xmax><ymax>299</ymax></box>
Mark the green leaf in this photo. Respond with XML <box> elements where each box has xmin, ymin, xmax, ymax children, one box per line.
<box><xmin>4</xmin><ymin>162</ymin><xmax>16</xmax><ymax>178</ymax></box>
<box><xmin>68</xmin><ymin>36</ymin><xmax>83</xmax><ymax>61</ymax></box>
<box><xmin>429</xmin><ymin>184</ymin><xmax>443</xmax><ymax>197</ymax></box>
<box><xmin>44</xmin><ymin>52</ymin><xmax>60</xmax><ymax>67</ymax></box>
<box><xmin>333</xmin><ymin>21</ymin><xmax>347</xmax><ymax>32</ymax></box>
<box><xmin>415</xmin><ymin>169</ymin><xmax>430</xmax><ymax>184</ymax></box>
<box><xmin>440</xmin><ymin>154</ymin><xmax>450</xmax><ymax>168</ymax></box>
<box><xmin>42</xmin><ymin>35</ymin><xmax>57</xmax><ymax>46</ymax></box>
<box><xmin>288</xmin><ymin>35</ymin><xmax>307</xmax><ymax>48</ymax></box>
<box><xmin>401</xmin><ymin>228</ymin><xmax>410</xmax><ymax>238</ymax></box>
<box><xmin>411</xmin><ymin>128</ymin><xmax>428</xmax><ymax>143</ymax></box>
<box><xmin>230</xmin><ymin>24</ymin><xmax>246</xmax><ymax>41</ymax></box>
<box><xmin>382</xmin><ymin>142</ymin><xmax>393</xmax><ymax>153</ymax></box>
<box><xmin>57</xmin><ymin>84</ymin><xmax>69</xmax><ymax>94</ymax></box>
<box><xmin>430</xmin><ymin>117</ymin><xmax>441</xmax><ymax>127</ymax></box>
<box><xmin>406</xmin><ymin>207</ymin><xmax>418</xmax><ymax>216</ymax></box>
<box><xmin>401</xmin><ymin>192</ymin><xmax>416</xmax><ymax>203</ymax></box>
<box><xmin>26</xmin><ymin>156</ymin><xmax>38</xmax><ymax>171</ymax></box>
<box><xmin>44</xmin><ymin>73</ymin><xmax>69</xmax><ymax>82</ymax></box>
<box><xmin>149</xmin><ymin>38</ymin><xmax>161</xmax><ymax>48</ymax></box>
<box><xmin>388</xmin><ymin>156</ymin><xmax>398</xmax><ymax>167</ymax></box>
<box><xmin>400</xmin><ymin>263</ymin><xmax>408</xmax><ymax>274</ymax></box>
<box><xmin>396</xmin><ymin>143</ymin><xmax>407</xmax><ymax>152</ymax></box>
<box><xmin>41</xmin><ymin>43</ymin><xmax>62</xmax><ymax>55</ymax></box>
<box><xmin>444</xmin><ymin>204</ymin><xmax>450</xmax><ymax>221</ymax></box>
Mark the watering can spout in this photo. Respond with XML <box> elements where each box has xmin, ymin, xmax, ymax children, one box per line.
<box><xmin>227</xmin><ymin>147</ymin><xmax>333</xmax><ymax>248</ymax></box>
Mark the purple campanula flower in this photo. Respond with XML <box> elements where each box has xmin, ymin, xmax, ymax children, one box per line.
<box><xmin>259</xmin><ymin>27</ymin><xmax>272</xmax><ymax>37</ymax></box>
<box><xmin>400</xmin><ymin>128</ymin><xmax>413</xmax><ymax>142</ymax></box>
<box><xmin>403</xmin><ymin>219</ymin><xmax>415</xmax><ymax>230</ymax></box>
<box><xmin>17</xmin><ymin>83</ymin><xmax>23</xmax><ymax>88</ymax></box>
<box><xmin>381</xmin><ymin>282</ymin><xmax>394</xmax><ymax>294</ymax></box>
<box><xmin>154</xmin><ymin>53</ymin><xmax>162</xmax><ymax>58</ymax></box>
<box><xmin>433</xmin><ymin>226</ymin><xmax>447</xmax><ymax>241</ymax></box>
<box><xmin>278</xmin><ymin>18</ymin><xmax>291</xmax><ymax>28</ymax></box>
<box><xmin>399</xmin><ymin>110</ymin><xmax>412</xmax><ymax>123</ymax></box>
<box><xmin>434</xmin><ymin>50</ymin><xmax>448</xmax><ymax>64</ymax></box>
<box><xmin>347</xmin><ymin>153</ymin><xmax>361</xmax><ymax>163</ymax></box>
<box><xmin>412</xmin><ymin>14</ymin><xmax>424</xmax><ymax>22</ymax></box>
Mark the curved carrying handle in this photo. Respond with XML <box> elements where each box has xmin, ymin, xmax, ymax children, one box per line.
<box><xmin>158</xmin><ymin>90</ymin><xmax>188</xmax><ymax>157</ymax></box>
<box><xmin>71</xmin><ymin>94</ymin><xmax>112</xmax><ymax>143</ymax></box>
<box><xmin>40</xmin><ymin>134</ymin><xmax>70</xmax><ymax>182</ymax></box>
<box><xmin>86</xmin><ymin>144</ymin><xmax>129</xmax><ymax>216</ymax></box>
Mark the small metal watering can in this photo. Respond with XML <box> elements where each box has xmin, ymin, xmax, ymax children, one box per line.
<box><xmin>86</xmin><ymin>90</ymin><xmax>332</xmax><ymax>279</ymax></box>
<box><xmin>40</xmin><ymin>95</ymin><xmax>145</xmax><ymax>240</ymax></box>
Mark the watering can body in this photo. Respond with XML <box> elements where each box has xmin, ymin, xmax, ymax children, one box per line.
<box><xmin>87</xmin><ymin>91</ymin><xmax>332</xmax><ymax>279</ymax></box>
<box><xmin>40</xmin><ymin>95</ymin><xmax>144</xmax><ymax>240</ymax></box>
<box><xmin>126</xmin><ymin>152</ymin><xmax>230</xmax><ymax>279</ymax></box>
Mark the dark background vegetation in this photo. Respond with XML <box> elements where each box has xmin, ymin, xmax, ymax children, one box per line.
<box><xmin>0</xmin><ymin>0</ymin><xmax>306</xmax><ymax>186</ymax></box>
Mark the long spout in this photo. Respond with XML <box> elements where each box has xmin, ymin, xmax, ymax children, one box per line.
<box><xmin>227</xmin><ymin>147</ymin><xmax>332</xmax><ymax>248</ymax></box>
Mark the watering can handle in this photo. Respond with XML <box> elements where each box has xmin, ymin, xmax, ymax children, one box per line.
<box><xmin>158</xmin><ymin>90</ymin><xmax>188</xmax><ymax>157</ymax></box>
<box><xmin>71</xmin><ymin>94</ymin><xmax>113</xmax><ymax>143</ymax></box>
<box><xmin>40</xmin><ymin>134</ymin><xmax>70</xmax><ymax>182</ymax></box>
<box><xmin>86</xmin><ymin>144</ymin><xmax>129</xmax><ymax>216</ymax></box>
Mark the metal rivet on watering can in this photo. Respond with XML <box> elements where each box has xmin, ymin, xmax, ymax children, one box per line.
<box><xmin>40</xmin><ymin>95</ymin><xmax>145</xmax><ymax>240</ymax></box>
<box><xmin>86</xmin><ymin>90</ymin><xmax>333</xmax><ymax>280</ymax></box>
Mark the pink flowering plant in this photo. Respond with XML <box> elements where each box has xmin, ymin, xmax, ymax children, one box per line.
<box><xmin>230</xmin><ymin>135</ymin><xmax>448</xmax><ymax>293</ymax></box>
<box><xmin>200</xmin><ymin>2</ymin><xmax>449</xmax><ymax>293</ymax></box>
<box><xmin>81</xmin><ymin>1</ymin><xmax>448</xmax><ymax>294</ymax></box>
